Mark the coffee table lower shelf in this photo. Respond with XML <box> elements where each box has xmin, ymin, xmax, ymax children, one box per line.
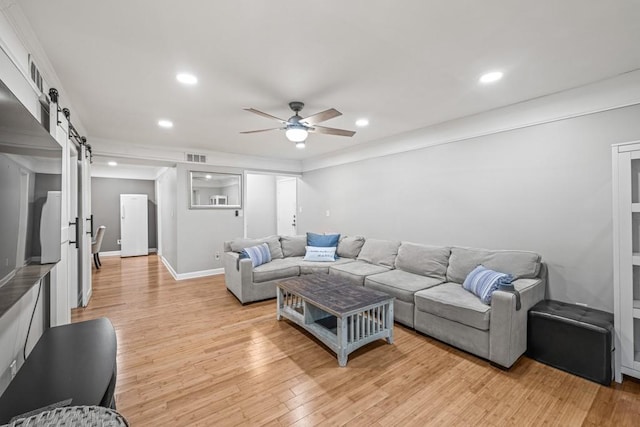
<box><xmin>276</xmin><ymin>286</ymin><xmax>394</xmax><ymax>367</ymax></box>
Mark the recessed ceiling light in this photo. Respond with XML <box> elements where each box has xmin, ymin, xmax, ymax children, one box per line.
<box><xmin>205</xmin><ymin>174</ymin><xmax>212</xmax><ymax>179</ymax></box>
<box><xmin>479</xmin><ymin>71</ymin><xmax>504</xmax><ymax>84</ymax></box>
<box><xmin>158</xmin><ymin>119</ymin><xmax>173</xmax><ymax>128</ymax></box>
<box><xmin>108</xmin><ymin>161</ymin><xmax>117</xmax><ymax>167</ymax></box>
<box><xmin>176</xmin><ymin>73</ymin><xmax>198</xmax><ymax>85</ymax></box>
<box><xmin>355</xmin><ymin>118</ymin><xmax>369</xmax><ymax>127</ymax></box>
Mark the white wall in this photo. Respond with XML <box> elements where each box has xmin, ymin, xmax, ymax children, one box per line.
<box><xmin>299</xmin><ymin>104</ymin><xmax>640</xmax><ymax>313</ymax></box>
<box><xmin>246</xmin><ymin>174</ymin><xmax>277</xmax><ymax>238</ymax></box>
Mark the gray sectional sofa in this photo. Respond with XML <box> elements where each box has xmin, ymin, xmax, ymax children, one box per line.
<box><xmin>223</xmin><ymin>235</ymin><xmax>546</xmax><ymax>368</ymax></box>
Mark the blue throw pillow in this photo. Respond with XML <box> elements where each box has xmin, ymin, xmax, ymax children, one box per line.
<box><xmin>307</xmin><ymin>232</ymin><xmax>340</xmax><ymax>259</ymax></box>
<box><xmin>241</xmin><ymin>243</ymin><xmax>271</xmax><ymax>268</ymax></box>
<box><xmin>462</xmin><ymin>265</ymin><xmax>514</xmax><ymax>305</ymax></box>
<box><xmin>303</xmin><ymin>246</ymin><xmax>337</xmax><ymax>262</ymax></box>
<box><xmin>307</xmin><ymin>232</ymin><xmax>340</xmax><ymax>247</ymax></box>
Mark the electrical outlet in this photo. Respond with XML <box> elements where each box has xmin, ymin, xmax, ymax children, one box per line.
<box><xmin>9</xmin><ymin>360</ymin><xmax>17</xmax><ymax>379</ymax></box>
<box><xmin>215</xmin><ymin>252</ymin><xmax>220</xmax><ymax>260</ymax></box>
<box><xmin>117</xmin><ymin>239</ymin><xmax>121</xmax><ymax>245</ymax></box>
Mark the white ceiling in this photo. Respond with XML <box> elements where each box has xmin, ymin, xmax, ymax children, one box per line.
<box><xmin>17</xmin><ymin>0</ymin><xmax>640</xmax><ymax>162</ymax></box>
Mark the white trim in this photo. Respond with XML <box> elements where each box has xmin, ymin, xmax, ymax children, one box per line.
<box><xmin>302</xmin><ymin>69</ymin><xmax>640</xmax><ymax>172</ymax></box>
<box><xmin>99</xmin><ymin>251</ymin><xmax>121</xmax><ymax>257</ymax></box>
<box><xmin>174</xmin><ymin>268</ymin><xmax>224</xmax><ymax>281</ymax></box>
<box><xmin>90</xmin><ymin>137</ymin><xmax>303</xmax><ymax>174</ymax></box>
<box><xmin>159</xmin><ymin>256</ymin><xmax>222</xmax><ymax>281</ymax></box>
<box><xmin>160</xmin><ymin>256</ymin><xmax>178</xmax><ymax>280</ymax></box>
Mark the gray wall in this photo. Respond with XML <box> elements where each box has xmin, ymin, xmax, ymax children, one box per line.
<box><xmin>91</xmin><ymin>177</ymin><xmax>157</xmax><ymax>252</ymax></box>
<box><xmin>0</xmin><ymin>154</ymin><xmax>23</xmax><ymax>280</ymax></box>
<box><xmin>298</xmin><ymin>104</ymin><xmax>640</xmax><ymax>313</ymax></box>
<box><xmin>157</xmin><ymin>167</ymin><xmax>177</xmax><ymax>268</ymax></box>
<box><xmin>175</xmin><ymin>164</ymin><xmax>244</xmax><ymax>274</ymax></box>
<box><xmin>246</xmin><ymin>174</ymin><xmax>277</xmax><ymax>238</ymax></box>
<box><xmin>31</xmin><ymin>173</ymin><xmax>62</xmax><ymax>257</ymax></box>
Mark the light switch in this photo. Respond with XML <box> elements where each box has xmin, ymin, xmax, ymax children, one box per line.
<box><xmin>326</xmin><ymin>210</ymin><xmax>330</xmax><ymax>217</ymax></box>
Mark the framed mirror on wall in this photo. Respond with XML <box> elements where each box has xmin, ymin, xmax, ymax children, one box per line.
<box><xmin>189</xmin><ymin>171</ymin><xmax>242</xmax><ymax>209</ymax></box>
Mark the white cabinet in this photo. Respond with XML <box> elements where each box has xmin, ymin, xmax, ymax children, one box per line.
<box><xmin>612</xmin><ymin>140</ymin><xmax>640</xmax><ymax>382</ymax></box>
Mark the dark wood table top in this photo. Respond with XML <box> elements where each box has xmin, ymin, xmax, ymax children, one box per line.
<box><xmin>277</xmin><ymin>274</ymin><xmax>393</xmax><ymax>316</ymax></box>
<box><xmin>0</xmin><ymin>263</ymin><xmax>55</xmax><ymax>318</ymax></box>
<box><xmin>0</xmin><ymin>318</ymin><xmax>117</xmax><ymax>424</ymax></box>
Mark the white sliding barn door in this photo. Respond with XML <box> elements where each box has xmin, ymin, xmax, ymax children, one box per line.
<box><xmin>120</xmin><ymin>194</ymin><xmax>149</xmax><ymax>257</ymax></box>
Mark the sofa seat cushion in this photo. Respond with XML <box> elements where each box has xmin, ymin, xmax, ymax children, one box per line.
<box><xmin>329</xmin><ymin>261</ymin><xmax>391</xmax><ymax>286</ymax></box>
<box><xmin>365</xmin><ymin>270</ymin><xmax>443</xmax><ymax>303</ymax></box>
<box><xmin>288</xmin><ymin>257</ymin><xmax>355</xmax><ymax>274</ymax></box>
<box><xmin>446</xmin><ymin>247</ymin><xmax>540</xmax><ymax>283</ymax></box>
<box><xmin>414</xmin><ymin>282</ymin><xmax>491</xmax><ymax>330</ymax></box>
<box><xmin>395</xmin><ymin>242</ymin><xmax>450</xmax><ymax>280</ymax></box>
<box><xmin>252</xmin><ymin>258</ymin><xmax>300</xmax><ymax>283</ymax></box>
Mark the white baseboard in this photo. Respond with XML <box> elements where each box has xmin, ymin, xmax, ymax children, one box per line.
<box><xmin>100</xmin><ymin>248</ymin><xmax>156</xmax><ymax>257</ymax></box>
<box><xmin>99</xmin><ymin>251</ymin><xmax>121</xmax><ymax>257</ymax></box>
<box><xmin>159</xmin><ymin>256</ymin><xmax>223</xmax><ymax>281</ymax></box>
<box><xmin>176</xmin><ymin>268</ymin><xmax>224</xmax><ymax>280</ymax></box>
<box><xmin>160</xmin><ymin>256</ymin><xmax>178</xmax><ymax>280</ymax></box>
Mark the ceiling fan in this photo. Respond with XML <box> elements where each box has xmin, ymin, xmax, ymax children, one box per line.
<box><xmin>241</xmin><ymin>101</ymin><xmax>355</xmax><ymax>148</ymax></box>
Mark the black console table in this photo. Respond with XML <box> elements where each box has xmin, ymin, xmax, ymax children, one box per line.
<box><xmin>0</xmin><ymin>318</ymin><xmax>117</xmax><ymax>424</ymax></box>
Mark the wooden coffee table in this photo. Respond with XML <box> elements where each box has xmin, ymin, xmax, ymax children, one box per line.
<box><xmin>276</xmin><ymin>274</ymin><xmax>394</xmax><ymax>367</ymax></box>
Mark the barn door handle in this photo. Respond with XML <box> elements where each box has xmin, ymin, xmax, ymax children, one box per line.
<box><xmin>69</xmin><ymin>217</ymin><xmax>79</xmax><ymax>248</ymax></box>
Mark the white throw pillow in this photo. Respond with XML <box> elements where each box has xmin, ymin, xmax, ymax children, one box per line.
<box><xmin>303</xmin><ymin>246</ymin><xmax>337</xmax><ymax>262</ymax></box>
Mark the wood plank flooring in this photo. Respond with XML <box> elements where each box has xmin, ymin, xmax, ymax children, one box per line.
<box><xmin>72</xmin><ymin>255</ymin><xmax>640</xmax><ymax>426</ymax></box>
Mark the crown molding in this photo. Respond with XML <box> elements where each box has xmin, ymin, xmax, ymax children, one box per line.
<box><xmin>0</xmin><ymin>0</ymin><xmax>87</xmax><ymax>135</ymax></box>
<box><xmin>90</xmin><ymin>136</ymin><xmax>303</xmax><ymax>174</ymax></box>
<box><xmin>302</xmin><ymin>69</ymin><xmax>640</xmax><ymax>172</ymax></box>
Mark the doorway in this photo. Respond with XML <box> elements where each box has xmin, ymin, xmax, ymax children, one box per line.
<box><xmin>277</xmin><ymin>177</ymin><xmax>297</xmax><ymax>236</ymax></box>
<box><xmin>245</xmin><ymin>173</ymin><xmax>298</xmax><ymax>238</ymax></box>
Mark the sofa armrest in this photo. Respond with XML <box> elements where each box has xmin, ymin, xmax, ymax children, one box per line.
<box><xmin>223</xmin><ymin>252</ymin><xmax>253</xmax><ymax>303</ymax></box>
<box><xmin>489</xmin><ymin>277</ymin><xmax>546</xmax><ymax>368</ymax></box>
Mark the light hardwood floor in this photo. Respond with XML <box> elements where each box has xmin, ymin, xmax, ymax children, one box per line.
<box><xmin>72</xmin><ymin>255</ymin><xmax>640</xmax><ymax>426</ymax></box>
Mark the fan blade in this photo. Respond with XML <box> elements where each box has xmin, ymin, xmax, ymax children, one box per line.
<box><xmin>244</xmin><ymin>108</ymin><xmax>288</xmax><ymax>124</ymax></box>
<box><xmin>300</xmin><ymin>108</ymin><xmax>341</xmax><ymax>125</ymax></box>
<box><xmin>310</xmin><ymin>125</ymin><xmax>355</xmax><ymax>137</ymax></box>
<box><xmin>240</xmin><ymin>127</ymin><xmax>283</xmax><ymax>134</ymax></box>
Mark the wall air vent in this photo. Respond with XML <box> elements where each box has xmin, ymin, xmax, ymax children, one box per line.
<box><xmin>185</xmin><ymin>153</ymin><xmax>207</xmax><ymax>163</ymax></box>
<box><xmin>28</xmin><ymin>54</ymin><xmax>45</xmax><ymax>93</ymax></box>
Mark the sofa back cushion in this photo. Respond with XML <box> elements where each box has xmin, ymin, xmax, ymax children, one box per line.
<box><xmin>280</xmin><ymin>235</ymin><xmax>306</xmax><ymax>257</ymax></box>
<box><xmin>357</xmin><ymin>239</ymin><xmax>401</xmax><ymax>268</ymax></box>
<box><xmin>395</xmin><ymin>242</ymin><xmax>450</xmax><ymax>281</ymax></box>
<box><xmin>337</xmin><ymin>236</ymin><xmax>366</xmax><ymax>259</ymax></box>
<box><xmin>446</xmin><ymin>247</ymin><xmax>541</xmax><ymax>283</ymax></box>
<box><xmin>229</xmin><ymin>236</ymin><xmax>284</xmax><ymax>259</ymax></box>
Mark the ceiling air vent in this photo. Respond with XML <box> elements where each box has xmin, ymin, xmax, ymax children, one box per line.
<box><xmin>185</xmin><ymin>153</ymin><xmax>207</xmax><ymax>163</ymax></box>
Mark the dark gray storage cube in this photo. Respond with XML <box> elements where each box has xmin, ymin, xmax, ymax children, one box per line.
<box><xmin>527</xmin><ymin>300</ymin><xmax>613</xmax><ymax>385</ymax></box>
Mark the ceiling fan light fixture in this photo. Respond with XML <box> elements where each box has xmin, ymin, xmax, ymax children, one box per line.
<box><xmin>285</xmin><ymin>125</ymin><xmax>308</xmax><ymax>143</ymax></box>
<box><xmin>295</xmin><ymin>141</ymin><xmax>306</xmax><ymax>149</ymax></box>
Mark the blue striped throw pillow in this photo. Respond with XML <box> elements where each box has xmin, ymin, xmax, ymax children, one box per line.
<box><xmin>462</xmin><ymin>265</ymin><xmax>514</xmax><ymax>305</ymax></box>
<box><xmin>241</xmin><ymin>243</ymin><xmax>271</xmax><ymax>268</ymax></box>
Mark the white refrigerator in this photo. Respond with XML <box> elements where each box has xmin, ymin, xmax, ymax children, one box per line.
<box><xmin>120</xmin><ymin>194</ymin><xmax>149</xmax><ymax>257</ymax></box>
